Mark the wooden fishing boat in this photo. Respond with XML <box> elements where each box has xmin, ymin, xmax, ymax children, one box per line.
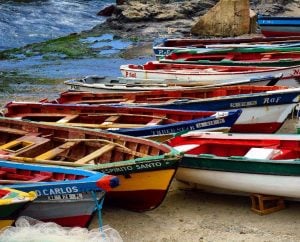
<box><xmin>0</xmin><ymin>161</ymin><xmax>118</xmax><ymax>227</ymax></box>
<box><xmin>0</xmin><ymin>187</ymin><xmax>36</xmax><ymax>229</ymax></box>
<box><xmin>0</xmin><ymin>117</ymin><xmax>181</xmax><ymax>212</ymax></box>
<box><xmin>47</xmin><ymin>85</ymin><xmax>300</xmax><ymax>133</ymax></box>
<box><xmin>0</xmin><ymin>160</ymin><xmax>118</xmax><ymax>227</ymax></box>
<box><xmin>4</xmin><ymin>102</ymin><xmax>241</xmax><ymax>141</ymax></box>
<box><xmin>258</xmin><ymin>16</ymin><xmax>300</xmax><ymax>37</ymax></box>
<box><xmin>161</xmin><ymin>48</ymin><xmax>300</xmax><ymax>67</ymax></box>
<box><xmin>120</xmin><ymin>61</ymin><xmax>300</xmax><ymax>87</ymax></box>
<box><xmin>167</xmin><ymin>132</ymin><xmax>300</xmax><ymax>199</ymax></box>
<box><xmin>153</xmin><ymin>36</ymin><xmax>300</xmax><ymax>59</ymax></box>
<box><xmin>64</xmin><ymin>74</ymin><xmax>282</xmax><ymax>92</ymax></box>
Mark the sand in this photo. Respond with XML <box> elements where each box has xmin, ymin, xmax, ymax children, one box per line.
<box><xmin>88</xmin><ymin>118</ymin><xmax>300</xmax><ymax>242</ymax></box>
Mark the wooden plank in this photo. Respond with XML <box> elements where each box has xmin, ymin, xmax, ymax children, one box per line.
<box><xmin>35</xmin><ymin>141</ymin><xmax>77</xmax><ymax>160</ymax></box>
<box><xmin>57</xmin><ymin>114</ymin><xmax>78</xmax><ymax>124</ymax></box>
<box><xmin>0</xmin><ymin>127</ymin><xmax>28</xmax><ymax>135</ymax></box>
<box><xmin>146</xmin><ymin>118</ymin><xmax>164</xmax><ymax>126</ymax></box>
<box><xmin>40</xmin><ymin>122</ymin><xmax>145</xmax><ymax>129</ymax></box>
<box><xmin>74</xmin><ymin>144</ymin><xmax>116</xmax><ymax>165</ymax></box>
<box><xmin>103</xmin><ymin>115</ymin><xmax>120</xmax><ymax>123</ymax></box>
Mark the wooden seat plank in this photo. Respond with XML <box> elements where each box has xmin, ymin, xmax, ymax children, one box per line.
<box><xmin>35</xmin><ymin>141</ymin><xmax>77</xmax><ymax>160</ymax></box>
<box><xmin>57</xmin><ymin>114</ymin><xmax>79</xmax><ymax>124</ymax></box>
<box><xmin>75</xmin><ymin>144</ymin><xmax>116</xmax><ymax>165</ymax></box>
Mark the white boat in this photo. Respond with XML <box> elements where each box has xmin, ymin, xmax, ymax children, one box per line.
<box><xmin>120</xmin><ymin>61</ymin><xmax>300</xmax><ymax>87</ymax></box>
<box><xmin>168</xmin><ymin>132</ymin><xmax>300</xmax><ymax>198</ymax></box>
<box><xmin>64</xmin><ymin>74</ymin><xmax>283</xmax><ymax>93</ymax></box>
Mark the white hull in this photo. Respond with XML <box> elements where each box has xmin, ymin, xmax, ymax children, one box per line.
<box><xmin>65</xmin><ymin>79</ymin><xmax>276</xmax><ymax>93</ymax></box>
<box><xmin>120</xmin><ymin>64</ymin><xmax>300</xmax><ymax>87</ymax></box>
<box><xmin>234</xmin><ymin>103</ymin><xmax>296</xmax><ymax>125</ymax></box>
<box><xmin>176</xmin><ymin>168</ymin><xmax>300</xmax><ymax>198</ymax></box>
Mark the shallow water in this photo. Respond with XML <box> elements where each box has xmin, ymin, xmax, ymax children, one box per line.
<box><xmin>0</xmin><ymin>0</ymin><xmax>113</xmax><ymax>50</ymax></box>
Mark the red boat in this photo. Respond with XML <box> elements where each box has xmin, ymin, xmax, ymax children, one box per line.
<box><xmin>162</xmin><ymin>48</ymin><xmax>300</xmax><ymax>67</ymax></box>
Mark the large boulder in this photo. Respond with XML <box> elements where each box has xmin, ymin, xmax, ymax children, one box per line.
<box><xmin>191</xmin><ymin>0</ymin><xmax>250</xmax><ymax>37</ymax></box>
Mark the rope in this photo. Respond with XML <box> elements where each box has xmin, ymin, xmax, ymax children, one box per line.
<box><xmin>91</xmin><ymin>191</ymin><xmax>105</xmax><ymax>232</ymax></box>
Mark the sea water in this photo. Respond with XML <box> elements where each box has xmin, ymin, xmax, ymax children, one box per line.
<box><xmin>0</xmin><ymin>0</ymin><xmax>113</xmax><ymax>50</ymax></box>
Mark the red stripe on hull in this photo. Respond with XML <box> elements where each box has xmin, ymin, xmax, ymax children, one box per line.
<box><xmin>106</xmin><ymin>189</ymin><xmax>167</xmax><ymax>212</ymax></box>
<box><xmin>231</xmin><ymin>122</ymin><xmax>283</xmax><ymax>133</ymax></box>
<box><xmin>42</xmin><ymin>214</ymin><xmax>92</xmax><ymax>227</ymax></box>
<box><xmin>262</xmin><ymin>30</ymin><xmax>300</xmax><ymax>37</ymax></box>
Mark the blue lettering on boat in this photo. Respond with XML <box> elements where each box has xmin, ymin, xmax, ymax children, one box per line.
<box><xmin>36</xmin><ymin>186</ymin><xmax>79</xmax><ymax>196</ymax></box>
<box><xmin>230</xmin><ymin>101</ymin><xmax>257</xmax><ymax>108</ymax></box>
<box><xmin>263</xmin><ymin>97</ymin><xmax>281</xmax><ymax>104</ymax></box>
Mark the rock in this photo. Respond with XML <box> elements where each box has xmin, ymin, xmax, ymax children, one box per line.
<box><xmin>191</xmin><ymin>0</ymin><xmax>250</xmax><ymax>37</ymax></box>
<box><xmin>116</xmin><ymin>0</ymin><xmax>126</xmax><ymax>5</ymax></box>
<box><xmin>97</xmin><ymin>5</ymin><xmax>116</xmax><ymax>17</ymax></box>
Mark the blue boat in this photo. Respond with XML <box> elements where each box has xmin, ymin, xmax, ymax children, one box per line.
<box><xmin>0</xmin><ymin>160</ymin><xmax>119</xmax><ymax>227</ymax></box>
<box><xmin>138</xmin><ymin>87</ymin><xmax>300</xmax><ymax>133</ymax></box>
<box><xmin>40</xmin><ymin>85</ymin><xmax>300</xmax><ymax>133</ymax></box>
<box><xmin>5</xmin><ymin>102</ymin><xmax>241</xmax><ymax>140</ymax></box>
<box><xmin>257</xmin><ymin>16</ymin><xmax>300</xmax><ymax>37</ymax></box>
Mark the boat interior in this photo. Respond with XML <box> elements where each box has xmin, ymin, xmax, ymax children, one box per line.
<box><xmin>168</xmin><ymin>137</ymin><xmax>299</xmax><ymax>160</ymax></box>
<box><xmin>0</xmin><ymin>118</ymin><xmax>167</xmax><ymax>169</ymax></box>
<box><xmin>5</xmin><ymin>102</ymin><xmax>221</xmax><ymax>129</ymax></box>
<box><xmin>50</xmin><ymin>85</ymin><xmax>287</xmax><ymax>105</ymax></box>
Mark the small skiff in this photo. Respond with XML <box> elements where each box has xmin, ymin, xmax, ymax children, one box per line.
<box><xmin>0</xmin><ymin>159</ymin><xmax>118</xmax><ymax>227</ymax></box>
<box><xmin>153</xmin><ymin>36</ymin><xmax>300</xmax><ymax>59</ymax></box>
<box><xmin>64</xmin><ymin>74</ymin><xmax>282</xmax><ymax>92</ymax></box>
<box><xmin>0</xmin><ymin>117</ymin><xmax>181</xmax><ymax>212</ymax></box>
<box><xmin>161</xmin><ymin>48</ymin><xmax>300</xmax><ymax>67</ymax></box>
<box><xmin>4</xmin><ymin>101</ymin><xmax>241</xmax><ymax>141</ymax></box>
<box><xmin>167</xmin><ymin>132</ymin><xmax>300</xmax><ymax>199</ymax></box>
<box><xmin>120</xmin><ymin>61</ymin><xmax>300</xmax><ymax>86</ymax></box>
<box><xmin>258</xmin><ymin>16</ymin><xmax>300</xmax><ymax>37</ymax></box>
<box><xmin>47</xmin><ymin>85</ymin><xmax>300</xmax><ymax>133</ymax></box>
<box><xmin>0</xmin><ymin>187</ymin><xmax>36</xmax><ymax>229</ymax></box>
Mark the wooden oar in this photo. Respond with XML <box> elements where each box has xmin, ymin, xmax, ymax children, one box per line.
<box><xmin>40</xmin><ymin>122</ymin><xmax>146</xmax><ymax>129</ymax></box>
<box><xmin>0</xmin><ymin>155</ymin><xmax>83</xmax><ymax>167</ymax></box>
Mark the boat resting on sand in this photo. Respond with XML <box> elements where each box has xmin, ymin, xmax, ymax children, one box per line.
<box><xmin>4</xmin><ymin>102</ymin><xmax>241</xmax><ymax>141</ymax></box>
<box><xmin>258</xmin><ymin>16</ymin><xmax>300</xmax><ymax>37</ymax></box>
<box><xmin>161</xmin><ymin>48</ymin><xmax>300</xmax><ymax>67</ymax></box>
<box><xmin>64</xmin><ymin>74</ymin><xmax>282</xmax><ymax>92</ymax></box>
<box><xmin>46</xmin><ymin>85</ymin><xmax>300</xmax><ymax>133</ymax></box>
<box><xmin>0</xmin><ymin>160</ymin><xmax>118</xmax><ymax>227</ymax></box>
<box><xmin>0</xmin><ymin>187</ymin><xmax>36</xmax><ymax>229</ymax></box>
<box><xmin>153</xmin><ymin>36</ymin><xmax>300</xmax><ymax>59</ymax></box>
<box><xmin>167</xmin><ymin>132</ymin><xmax>300</xmax><ymax>199</ymax></box>
<box><xmin>0</xmin><ymin>117</ymin><xmax>181</xmax><ymax>212</ymax></box>
<box><xmin>120</xmin><ymin>61</ymin><xmax>300</xmax><ymax>87</ymax></box>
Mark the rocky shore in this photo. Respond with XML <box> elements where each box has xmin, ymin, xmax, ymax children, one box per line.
<box><xmin>93</xmin><ymin>0</ymin><xmax>297</xmax><ymax>41</ymax></box>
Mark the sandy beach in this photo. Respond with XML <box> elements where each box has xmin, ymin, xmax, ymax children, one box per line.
<box><xmin>87</xmin><ymin>118</ymin><xmax>300</xmax><ymax>242</ymax></box>
<box><xmin>1</xmin><ymin>1</ymin><xmax>300</xmax><ymax>241</ymax></box>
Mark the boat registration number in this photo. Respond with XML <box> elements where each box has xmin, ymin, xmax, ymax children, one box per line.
<box><xmin>47</xmin><ymin>193</ymin><xmax>83</xmax><ymax>200</ymax></box>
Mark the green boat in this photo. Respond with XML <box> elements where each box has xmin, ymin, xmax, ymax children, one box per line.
<box><xmin>0</xmin><ymin>187</ymin><xmax>36</xmax><ymax>229</ymax></box>
<box><xmin>167</xmin><ymin>132</ymin><xmax>300</xmax><ymax>198</ymax></box>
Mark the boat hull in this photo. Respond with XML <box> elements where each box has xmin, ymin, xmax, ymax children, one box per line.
<box><xmin>120</xmin><ymin>64</ymin><xmax>300</xmax><ymax>87</ymax></box>
<box><xmin>90</xmin><ymin>156</ymin><xmax>179</xmax><ymax>211</ymax></box>
<box><xmin>144</xmin><ymin>90</ymin><xmax>299</xmax><ymax>133</ymax></box>
<box><xmin>258</xmin><ymin>16</ymin><xmax>300</xmax><ymax>37</ymax></box>
<box><xmin>176</xmin><ymin>168</ymin><xmax>300</xmax><ymax>198</ymax></box>
<box><xmin>107</xmin><ymin>169</ymin><xmax>175</xmax><ymax>211</ymax></box>
<box><xmin>20</xmin><ymin>191</ymin><xmax>104</xmax><ymax>227</ymax></box>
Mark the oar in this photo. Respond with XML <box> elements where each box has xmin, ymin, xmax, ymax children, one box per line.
<box><xmin>0</xmin><ymin>155</ymin><xmax>83</xmax><ymax>167</ymax></box>
<box><xmin>40</xmin><ymin>122</ymin><xmax>146</xmax><ymax>129</ymax></box>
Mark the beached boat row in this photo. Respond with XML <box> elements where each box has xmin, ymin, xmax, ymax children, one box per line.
<box><xmin>3</xmin><ymin>30</ymin><xmax>300</xmax><ymax>231</ymax></box>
